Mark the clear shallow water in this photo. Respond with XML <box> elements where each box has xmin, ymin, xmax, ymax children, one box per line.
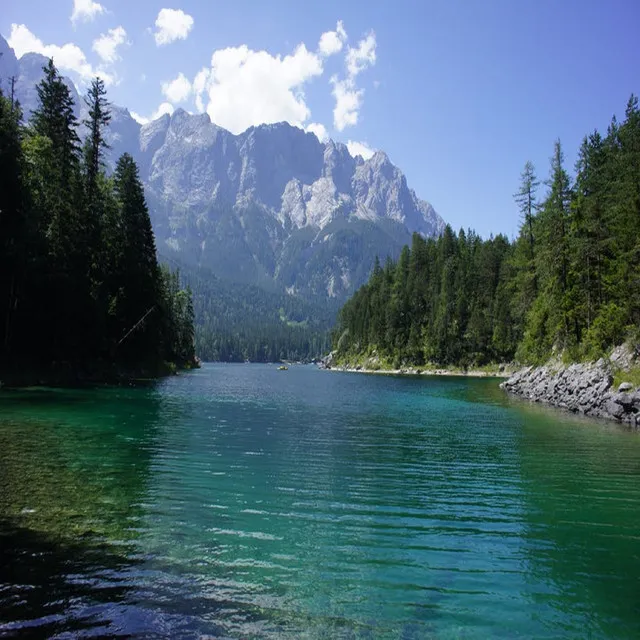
<box><xmin>1</xmin><ymin>365</ymin><xmax>640</xmax><ymax>638</ymax></box>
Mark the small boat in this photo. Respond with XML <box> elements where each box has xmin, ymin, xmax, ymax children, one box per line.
<box><xmin>278</xmin><ymin>365</ymin><xmax>288</xmax><ymax>371</ymax></box>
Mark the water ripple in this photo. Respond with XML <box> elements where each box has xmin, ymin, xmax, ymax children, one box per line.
<box><xmin>1</xmin><ymin>364</ymin><xmax>640</xmax><ymax>638</ymax></box>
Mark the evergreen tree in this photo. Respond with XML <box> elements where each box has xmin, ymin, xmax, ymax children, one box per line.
<box><xmin>112</xmin><ymin>153</ymin><xmax>161</xmax><ymax>363</ymax></box>
<box><xmin>0</xmin><ymin>93</ymin><xmax>27</xmax><ymax>361</ymax></box>
<box><xmin>0</xmin><ymin>60</ymin><xmax>196</xmax><ymax>381</ymax></box>
<box><xmin>29</xmin><ymin>58</ymin><xmax>89</xmax><ymax>361</ymax></box>
<box><xmin>83</xmin><ymin>77</ymin><xmax>111</xmax><ymax>202</ymax></box>
<box><xmin>334</xmin><ymin>96</ymin><xmax>640</xmax><ymax>368</ymax></box>
<box><xmin>514</xmin><ymin>161</ymin><xmax>539</xmax><ymax>263</ymax></box>
<box><xmin>31</xmin><ymin>59</ymin><xmax>80</xmax><ymax>189</ymax></box>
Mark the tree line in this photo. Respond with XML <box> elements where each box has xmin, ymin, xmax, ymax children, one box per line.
<box><xmin>333</xmin><ymin>96</ymin><xmax>640</xmax><ymax>367</ymax></box>
<box><xmin>161</xmin><ymin>255</ymin><xmax>333</xmax><ymax>362</ymax></box>
<box><xmin>0</xmin><ymin>60</ymin><xmax>196</xmax><ymax>381</ymax></box>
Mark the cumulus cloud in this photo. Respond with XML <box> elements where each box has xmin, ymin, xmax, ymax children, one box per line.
<box><xmin>197</xmin><ymin>43</ymin><xmax>323</xmax><ymax>134</ymax></box>
<box><xmin>71</xmin><ymin>0</ymin><xmax>105</xmax><ymax>25</ymax></box>
<box><xmin>318</xmin><ymin>20</ymin><xmax>347</xmax><ymax>57</ymax></box>
<box><xmin>92</xmin><ymin>26</ymin><xmax>128</xmax><ymax>63</ymax></box>
<box><xmin>346</xmin><ymin>140</ymin><xmax>375</xmax><ymax>160</ymax></box>
<box><xmin>146</xmin><ymin>22</ymin><xmax>374</xmax><ymax>140</ymax></box>
<box><xmin>346</xmin><ymin>31</ymin><xmax>376</xmax><ymax>77</ymax></box>
<box><xmin>193</xmin><ymin>68</ymin><xmax>210</xmax><ymax>94</ymax></box>
<box><xmin>331</xmin><ymin>76</ymin><xmax>363</xmax><ymax>131</ymax></box>
<box><xmin>192</xmin><ymin>67</ymin><xmax>210</xmax><ymax>112</ymax></box>
<box><xmin>162</xmin><ymin>72</ymin><xmax>192</xmax><ymax>103</ymax></box>
<box><xmin>305</xmin><ymin>122</ymin><xmax>328</xmax><ymax>142</ymax></box>
<box><xmin>130</xmin><ymin>101</ymin><xmax>175</xmax><ymax>125</ymax></box>
<box><xmin>153</xmin><ymin>8</ymin><xmax>194</xmax><ymax>46</ymax></box>
<box><xmin>8</xmin><ymin>23</ymin><xmax>114</xmax><ymax>85</ymax></box>
<box><xmin>331</xmin><ymin>30</ymin><xmax>377</xmax><ymax>131</ymax></box>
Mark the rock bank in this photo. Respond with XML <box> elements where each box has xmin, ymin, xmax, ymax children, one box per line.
<box><xmin>319</xmin><ymin>351</ymin><xmax>512</xmax><ymax>377</ymax></box>
<box><xmin>501</xmin><ymin>356</ymin><xmax>640</xmax><ymax>426</ymax></box>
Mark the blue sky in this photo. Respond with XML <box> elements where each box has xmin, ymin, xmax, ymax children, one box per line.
<box><xmin>2</xmin><ymin>0</ymin><xmax>639</xmax><ymax>237</ymax></box>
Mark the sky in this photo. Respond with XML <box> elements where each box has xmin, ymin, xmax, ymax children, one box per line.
<box><xmin>2</xmin><ymin>0</ymin><xmax>639</xmax><ymax>238</ymax></box>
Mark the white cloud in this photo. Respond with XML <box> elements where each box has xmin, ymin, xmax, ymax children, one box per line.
<box><xmin>330</xmin><ymin>30</ymin><xmax>377</xmax><ymax>131</ymax></box>
<box><xmin>347</xmin><ymin>140</ymin><xmax>375</xmax><ymax>160</ymax></box>
<box><xmin>130</xmin><ymin>111</ymin><xmax>148</xmax><ymax>125</ymax></box>
<box><xmin>346</xmin><ymin>31</ymin><xmax>376</xmax><ymax>77</ymax></box>
<box><xmin>153</xmin><ymin>8</ymin><xmax>194</xmax><ymax>46</ymax></box>
<box><xmin>162</xmin><ymin>72</ymin><xmax>192</xmax><ymax>103</ymax></box>
<box><xmin>71</xmin><ymin>0</ymin><xmax>105</xmax><ymax>24</ymax></box>
<box><xmin>131</xmin><ymin>101</ymin><xmax>175</xmax><ymax>125</ymax></box>
<box><xmin>92</xmin><ymin>26</ymin><xmax>128</xmax><ymax>63</ymax></box>
<box><xmin>305</xmin><ymin>122</ymin><xmax>328</xmax><ymax>142</ymax></box>
<box><xmin>199</xmin><ymin>42</ymin><xmax>323</xmax><ymax>134</ymax></box>
<box><xmin>318</xmin><ymin>20</ymin><xmax>347</xmax><ymax>57</ymax></box>
<box><xmin>8</xmin><ymin>23</ymin><xmax>114</xmax><ymax>85</ymax></box>
<box><xmin>331</xmin><ymin>76</ymin><xmax>363</xmax><ymax>131</ymax></box>
<box><xmin>193</xmin><ymin>67</ymin><xmax>210</xmax><ymax>112</ymax></box>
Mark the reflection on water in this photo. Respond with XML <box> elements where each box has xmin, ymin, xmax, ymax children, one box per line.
<box><xmin>1</xmin><ymin>365</ymin><xmax>640</xmax><ymax>638</ymax></box>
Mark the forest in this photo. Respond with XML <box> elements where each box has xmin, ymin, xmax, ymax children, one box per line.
<box><xmin>333</xmin><ymin>96</ymin><xmax>640</xmax><ymax>368</ymax></box>
<box><xmin>0</xmin><ymin>60</ymin><xmax>196</xmax><ymax>382</ymax></box>
<box><xmin>160</xmin><ymin>253</ymin><xmax>334</xmax><ymax>363</ymax></box>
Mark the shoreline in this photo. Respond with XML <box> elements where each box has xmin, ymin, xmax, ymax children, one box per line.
<box><xmin>323</xmin><ymin>365</ymin><xmax>511</xmax><ymax>378</ymax></box>
<box><xmin>0</xmin><ymin>359</ymin><xmax>200</xmax><ymax>390</ymax></box>
<box><xmin>500</xmin><ymin>348</ymin><xmax>639</xmax><ymax>427</ymax></box>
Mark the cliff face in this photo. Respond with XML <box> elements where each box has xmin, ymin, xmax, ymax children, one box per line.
<box><xmin>501</xmin><ymin>346</ymin><xmax>640</xmax><ymax>426</ymax></box>
<box><xmin>138</xmin><ymin>112</ymin><xmax>444</xmax><ymax>298</ymax></box>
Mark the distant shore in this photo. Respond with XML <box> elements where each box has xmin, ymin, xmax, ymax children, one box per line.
<box><xmin>323</xmin><ymin>365</ymin><xmax>511</xmax><ymax>378</ymax></box>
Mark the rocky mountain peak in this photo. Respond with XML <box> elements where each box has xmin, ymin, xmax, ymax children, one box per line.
<box><xmin>0</xmin><ymin>33</ymin><xmax>446</xmax><ymax>299</ymax></box>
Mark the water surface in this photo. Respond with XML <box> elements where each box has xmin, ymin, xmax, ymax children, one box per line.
<box><xmin>1</xmin><ymin>364</ymin><xmax>639</xmax><ymax>638</ymax></box>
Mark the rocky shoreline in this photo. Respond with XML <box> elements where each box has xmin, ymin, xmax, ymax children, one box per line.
<box><xmin>324</xmin><ymin>364</ymin><xmax>507</xmax><ymax>377</ymax></box>
<box><xmin>501</xmin><ymin>347</ymin><xmax>640</xmax><ymax>427</ymax></box>
<box><xmin>319</xmin><ymin>352</ymin><xmax>513</xmax><ymax>378</ymax></box>
<box><xmin>321</xmin><ymin>346</ymin><xmax>640</xmax><ymax>427</ymax></box>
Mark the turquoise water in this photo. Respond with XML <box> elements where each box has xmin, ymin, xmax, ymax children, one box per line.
<box><xmin>1</xmin><ymin>364</ymin><xmax>640</xmax><ymax>638</ymax></box>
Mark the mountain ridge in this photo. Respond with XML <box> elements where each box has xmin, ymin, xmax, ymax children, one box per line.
<box><xmin>0</xmin><ymin>35</ymin><xmax>445</xmax><ymax>300</ymax></box>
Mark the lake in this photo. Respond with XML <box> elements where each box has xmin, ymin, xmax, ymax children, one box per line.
<box><xmin>1</xmin><ymin>364</ymin><xmax>639</xmax><ymax>638</ymax></box>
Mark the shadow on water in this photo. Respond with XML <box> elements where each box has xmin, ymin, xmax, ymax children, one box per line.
<box><xmin>0</xmin><ymin>522</ymin><xmax>140</xmax><ymax>638</ymax></box>
<box><xmin>0</xmin><ymin>380</ymin><xmax>311</xmax><ymax>638</ymax></box>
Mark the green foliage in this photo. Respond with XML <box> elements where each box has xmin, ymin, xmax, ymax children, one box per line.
<box><xmin>581</xmin><ymin>303</ymin><xmax>628</xmax><ymax>360</ymax></box>
<box><xmin>0</xmin><ymin>61</ymin><xmax>196</xmax><ymax>378</ymax></box>
<box><xmin>161</xmin><ymin>255</ymin><xmax>333</xmax><ymax>362</ymax></box>
<box><xmin>334</xmin><ymin>228</ymin><xmax>518</xmax><ymax>367</ymax></box>
<box><xmin>613</xmin><ymin>366</ymin><xmax>640</xmax><ymax>390</ymax></box>
<box><xmin>335</xmin><ymin>95</ymin><xmax>640</xmax><ymax>367</ymax></box>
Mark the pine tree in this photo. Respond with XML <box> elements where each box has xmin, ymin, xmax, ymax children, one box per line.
<box><xmin>83</xmin><ymin>77</ymin><xmax>111</xmax><ymax>201</ymax></box>
<box><xmin>112</xmin><ymin>153</ymin><xmax>161</xmax><ymax>363</ymax></box>
<box><xmin>0</xmin><ymin>93</ymin><xmax>27</xmax><ymax>362</ymax></box>
<box><xmin>532</xmin><ymin>140</ymin><xmax>573</xmax><ymax>352</ymax></box>
<box><xmin>514</xmin><ymin>161</ymin><xmax>539</xmax><ymax>263</ymax></box>
<box><xmin>31</xmin><ymin>59</ymin><xmax>80</xmax><ymax>189</ymax></box>
<box><xmin>29</xmin><ymin>58</ymin><xmax>89</xmax><ymax>362</ymax></box>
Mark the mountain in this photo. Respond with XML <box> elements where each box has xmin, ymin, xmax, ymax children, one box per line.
<box><xmin>0</xmin><ymin>35</ymin><xmax>444</xmax><ymax>303</ymax></box>
<box><xmin>0</xmin><ymin>38</ymin><xmax>80</xmax><ymax>119</ymax></box>
<box><xmin>139</xmin><ymin>111</ymin><xmax>444</xmax><ymax>298</ymax></box>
